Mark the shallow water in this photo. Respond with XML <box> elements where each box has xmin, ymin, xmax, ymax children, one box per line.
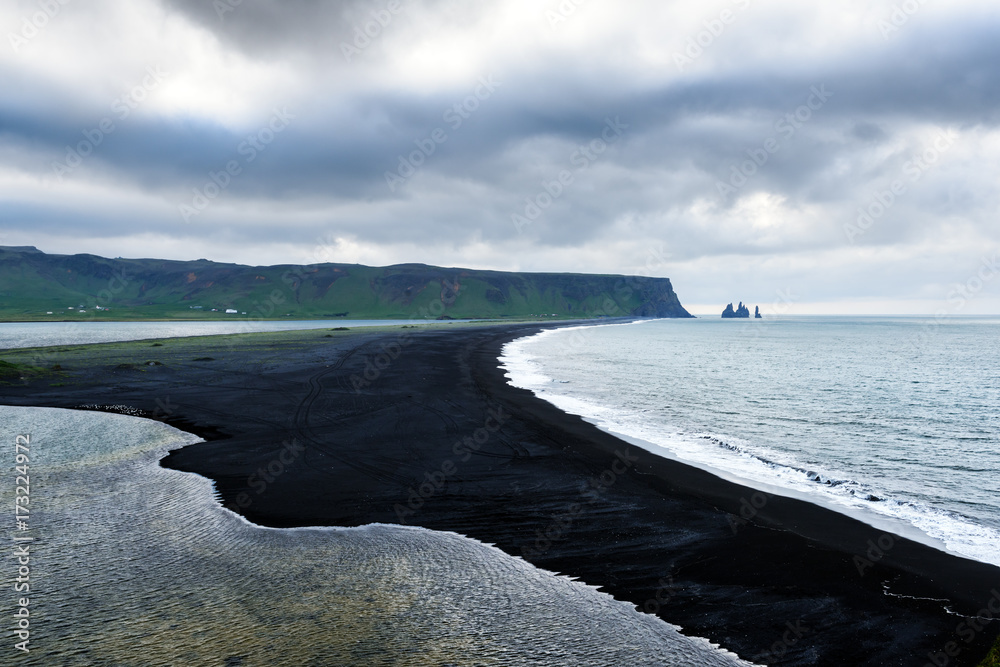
<box><xmin>501</xmin><ymin>316</ymin><xmax>1000</xmax><ymax>567</ymax></box>
<box><xmin>0</xmin><ymin>320</ymin><xmax>465</xmax><ymax>350</ymax></box>
<box><xmin>0</xmin><ymin>405</ymin><xmax>753</xmax><ymax>666</ymax></box>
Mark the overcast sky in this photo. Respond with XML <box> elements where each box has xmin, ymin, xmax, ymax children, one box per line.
<box><xmin>2</xmin><ymin>0</ymin><xmax>999</xmax><ymax>314</ymax></box>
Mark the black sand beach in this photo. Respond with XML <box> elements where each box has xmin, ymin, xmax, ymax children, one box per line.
<box><xmin>3</xmin><ymin>322</ymin><xmax>999</xmax><ymax>666</ymax></box>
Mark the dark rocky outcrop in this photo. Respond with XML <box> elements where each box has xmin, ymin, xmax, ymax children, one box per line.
<box><xmin>722</xmin><ymin>302</ymin><xmax>751</xmax><ymax>318</ymax></box>
<box><xmin>755</xmin><ymin>306</ymin><xmax>762</xmax><ymax>319</ymax></box>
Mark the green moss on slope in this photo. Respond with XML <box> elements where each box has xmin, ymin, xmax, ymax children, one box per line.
<box><xmin>0</xmin><ymin>359</ymin><xmax>46</xmax><ymax>383</ymax></box>
<box><xmin>979</xmin><ymin>635</ymin><xmax>1000</xmax><ymax>667</ymax></box>
<box><xmin>0</xmin><ymin>247</ymin><xmax>693</xmax><ymax>321</ymax></box>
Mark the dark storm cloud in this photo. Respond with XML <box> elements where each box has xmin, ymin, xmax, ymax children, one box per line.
<box><xmin>161</xmin><ymin>0</ymin><xmax>372</xmax><ymax>55</ymax></box>
<box><xmin>14</xmin><ymin>18</ymin><xmax>999</xmax><ymax>202</ymax></box>
<box><xmin>6</xmin><ymin>3</ymin><xmax>997</xmax><ymax>180</ymax></box>
<box><xmin>159</xmin><ymin>0</ymin><xmax>478</xmax><ymax>61</ymax></box>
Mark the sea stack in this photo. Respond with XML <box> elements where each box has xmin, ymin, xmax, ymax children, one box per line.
<box><xmin>722</xmin><ymin>302</ymin><xmax>751</xmax><ymax>318</ymax></box>
<box><xmin>755</xmin><ymin>306</ymin><xmax>762</xmax><ymax>319</ymax></box>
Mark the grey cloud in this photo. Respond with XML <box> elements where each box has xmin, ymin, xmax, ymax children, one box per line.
<box><xmin>159</xmin><ymin>0</ymin><xmax>478</xmax><ymax>62</ymax></box>
<box><xmin>2</xmin><ymin>1</ymin><xmax>999</xmax><ymax>312</ymax></box>
<box><xmin>851</xmin><ymin>122</ymin><xmax>887</xmax><ymax>142</ymax></box>
<box><xmin>10</xmin><ymin>11</ymin><xmax>1000</xmax><ymax>201</ymax></box>
<box><xmin>161</xmin><ymin>0</ymin><xmax>366</xmax><ymax>55</ymax></box>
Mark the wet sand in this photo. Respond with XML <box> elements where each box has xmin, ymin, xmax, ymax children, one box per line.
<box><xmin>3</xmin><ymin>322</ymin><xmax>999</xmax><ymax>666</ymax></box>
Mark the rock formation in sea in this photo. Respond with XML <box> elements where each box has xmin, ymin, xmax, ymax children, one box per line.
<box><xmin>755</xmin><ymin>306</ymin><xmax>762</xmax><ymax>319</ymax></box>
<box><xmin>721</xmin><ymin>302</ymin><xmax>751</xmax><ymax>318</ymax></box>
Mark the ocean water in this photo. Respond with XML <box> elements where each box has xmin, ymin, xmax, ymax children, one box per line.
<box><xmin>501</xmin><ymin>317</ymin><xmax>1000</xmax><ymax>567</ymax></box>
<box><xmin>0</xmin><ymin>319</ymin><xmax>465</xmax><ymax>350</ymax></box>
<box><xmin>0</xmin><ymin>405</ymin><xmax>753</xmax><ymax>666</ymax></box>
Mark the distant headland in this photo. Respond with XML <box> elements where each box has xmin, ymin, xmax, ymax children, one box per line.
<box><xmin>0</xmin><ymin>246</ymin><xmax>694</xmax><ymax>321</ymax></box>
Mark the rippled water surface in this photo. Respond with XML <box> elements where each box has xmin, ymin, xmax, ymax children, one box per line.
<box><xmin>0</xmin><ymin>406</ymin><xmax>752</xmax><ymax>666</ymax></box>
<box><xmin>501</xmin><ymin>317</ymin><xmax>1000</xmax><ymax>567</ymax></box>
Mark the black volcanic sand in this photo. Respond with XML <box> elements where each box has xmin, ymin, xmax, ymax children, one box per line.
<box><xmin>3</xmin><ymin>322</ymin><xmax>999</xmax><ymax>666</ymax></box>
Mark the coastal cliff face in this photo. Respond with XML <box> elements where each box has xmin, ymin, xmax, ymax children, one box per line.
<box><xmin>0</xmin><ymin>246</ymin><xmax>693</xmax><ymax>320</ymax></box>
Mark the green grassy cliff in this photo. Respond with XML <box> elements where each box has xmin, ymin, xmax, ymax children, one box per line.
<box><xmin>980</xmin><ymin>636</ymin><xmax>1000</xmax><ymax>667</ymax></box>
<box><xmin>0</xmin><ymin>246</ymin><xmax>692</xmax><ymax>321</ymax></box>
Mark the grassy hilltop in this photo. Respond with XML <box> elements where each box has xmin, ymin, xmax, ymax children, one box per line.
<box><xmin>0</xmin><ymin>246</ymin><xmax>692</xmax><ymax>321</ymax></box>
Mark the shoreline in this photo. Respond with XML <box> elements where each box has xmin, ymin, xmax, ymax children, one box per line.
<box><xmin>2</xmin><ymin>322</ymin><xmax>998</xmax><ymax>665</ymax></box>
<box><xmin>3</xmin><ymin>406</ymin><xmax>745</xmax><ymax>666</ymax></box>
<box><xmin>499</xmin><ymin>325</ymin><xmax>988</xmax><ymax>566</ymax></box>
